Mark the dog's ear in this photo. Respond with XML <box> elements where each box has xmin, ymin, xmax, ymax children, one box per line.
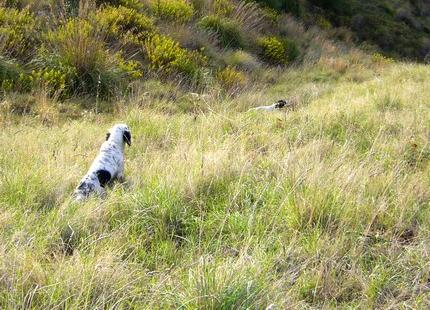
<box><xmin>123</xmin><ymin>130</ymin><xmax>131</xmax><ymax>146</ymax></box>
<box><xmin>106</xmin><ymin>132</ymin><xmax>111</xmax><ymax>141</ymax></box>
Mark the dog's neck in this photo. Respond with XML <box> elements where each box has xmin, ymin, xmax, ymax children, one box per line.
<box><xmin>107</xmin><ymin>133</ymin><xmax>126</xmax><ymax>151</ymax></box>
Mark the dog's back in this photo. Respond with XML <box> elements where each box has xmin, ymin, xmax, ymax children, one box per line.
<box><xmin>74</xmin><ymin>123</ymin><xmax>131</xmax><ymax>202</ymax></box>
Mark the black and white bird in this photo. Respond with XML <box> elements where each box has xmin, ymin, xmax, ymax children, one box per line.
<box><xmin>250</xmin><ymin>99</ymin><xmax>291</xmax><ymax>112</ymax></box>
<box><xmin>74</xmin><ymin>123</ymin><xmax>132</xmax><ymax>202</ymax></box>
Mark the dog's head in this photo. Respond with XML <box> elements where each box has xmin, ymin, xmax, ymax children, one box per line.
<box><xmin>106</xmin><ymin>123</ymin><xmax>132</xmax><ymax>147</ymax></box>
<box><xmin>274</xmin><ymin>99</ymin><xmax>288</xmax><ymax>109</ymax></box>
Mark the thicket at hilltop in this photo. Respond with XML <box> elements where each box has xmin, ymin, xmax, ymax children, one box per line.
<box><xmin>0</xmin><ymin>0</ymin><xmax>305</xmax><ymax>101</ymax></box>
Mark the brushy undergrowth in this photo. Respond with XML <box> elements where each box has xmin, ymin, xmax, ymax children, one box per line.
<box><xmin>0</xmin><ymin>0</ymin><xmax>309</xmax><ymax>101</ymax></box>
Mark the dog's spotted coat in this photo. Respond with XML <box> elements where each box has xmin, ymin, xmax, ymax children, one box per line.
<box><xmin>74</xmin><ymin>123</ymin><xmax>131</xmax><ymax>201</ymax></box>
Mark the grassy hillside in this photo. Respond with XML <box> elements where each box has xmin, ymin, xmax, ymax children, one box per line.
<box><xmin>1</xmin><ymin>59</ymin><xmax>430</xmax><ymax>307</ymax></box>
<box><xmin>1</xmin><ymin>0</ymin><xmax>430</xmax><ymax>308</ymax></box>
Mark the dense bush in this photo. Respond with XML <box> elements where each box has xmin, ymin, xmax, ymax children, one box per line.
<box><xmin>46</xmin><ymin>19</ymin><xmax>106</xmax><ymax>73</ymax></box>
<box><xmin>95</xmin><ymin>5</ymin><xmax>155</xmax><ymax>44</ymax></box>
<box><xmin>149</xmin><ymin>0</ymin><xmax>195</xmax><ymax>23</ymax></box>
<box><xmin>116</xmin><ymin>55</ymin><xmax>143</xmax><ymax>79</ymax></box>
<box><xmin>0</xmin><ymin>7</ymin><xmax>40</xmax><ymax>58</ymax></box>
<box><xmin>46</xmin><ymin>19</ymin><xmax>133</xmax><ymax>99</ymax></box>
<box><xmin>144</xmin><ymin>34</ymin><xmax>204</xmax><ymax>77</ymax></box>
<box><xmin>199</xmin><ymin>15</ymin><xmax>245</xmax><ymax>48</ymax></box>
<box><xmin>257</xmin><ymin>36</ymin><xmax>299</xmax><ymax>65</ymax></box>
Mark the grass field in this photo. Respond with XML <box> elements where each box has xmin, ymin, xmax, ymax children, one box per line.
<box><xmin>0</xmin><ymin>61</ymin><xmax>430</xmax><ymax>308</ymax></box>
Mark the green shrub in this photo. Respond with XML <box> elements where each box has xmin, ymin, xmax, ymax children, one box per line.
<box><xmin>95</xmin><ymin>6</ymin><xmax>155</xmax><ymax>44</ymax></box>
<box><xmin>150</xmin><ymin>0</ymin><xmax>194</xmax><ymax>23</ymax></box>
<box><xmin>216</xmin><ymin>66</ymin><xmax>247</xmax><ymax>91</ymax></box>
<box><xmin>257</xmin><ymin>36</ymin><xmax>299</xmax><ymax>65</ymax></box>
<box><xmin>315</xmin><ymin>15</ymin><xmax>332</xmax><ymax>29</ymax></box>
<box><xmin>0</xmin><ymin>7</ymin><xmax>40</xmax><ymax>58</ymax></box>
<box><xmin>144</xmin><ymin>34</ymin><xmax>204</xmax><ymax>77</ymax></box>
<box><xmin>46</xmin><ymin>19</ymin><xmax>133</xmax><ymax>99</ymax></box>
<box><xmin>199</xmin><ymin>15</ymin><xmax>245</xmax><ymax>48</ymax></box>
<box><xmin>46</xmin><ymin>19</ymin><xmax>106</xmax><ymax>73</ymax></box>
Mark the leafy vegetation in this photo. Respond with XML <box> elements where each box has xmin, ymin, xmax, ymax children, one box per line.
<box><xmin>216</xmin><ymin>65</ymin><xmax>247</xmax><ymax>91</ymax></box>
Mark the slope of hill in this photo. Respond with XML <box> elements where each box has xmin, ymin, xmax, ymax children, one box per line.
<box><xmin>1</xmin><ymin>0</ymin><xmax>430</xmax><ymax>308</ymax></box>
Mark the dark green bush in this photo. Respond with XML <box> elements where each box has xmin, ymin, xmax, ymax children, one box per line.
<box><xmin>308</xmin><ymin>0</ymin><xmax>349</xmax><ymax>12</ymax></box>
<box><xmin>252</xmin><ymin>0</ymin><xmax>302</xmax><ymax>15</ymax></box>
<box><xmin>199</xmin><ymin>15</ymin><xmax>245</xmax><ymax>48</ymax></box>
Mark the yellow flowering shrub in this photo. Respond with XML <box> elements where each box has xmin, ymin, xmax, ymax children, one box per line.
<box><xmin>150</xmin><ymin>0</ymin><xmax>194</xmax><ymax>23</ymax></box>
<box><xmin>144</xmin><ymin>34</ymin><xmax>204</xmax><ymax>77</ymax></box>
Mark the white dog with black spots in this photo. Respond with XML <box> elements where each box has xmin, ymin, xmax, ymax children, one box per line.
<box><xmin>250</xmin><ymin>99</ymin><xmax>291</xmax><ymax>111</ymax></box>
<box><xmin>74</xmin><ymin>123</ymin><xmax>131</xmax><ymax>202</ymax></box>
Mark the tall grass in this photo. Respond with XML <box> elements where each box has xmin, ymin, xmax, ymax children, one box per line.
<box><xmin>0</xmin><ymin>61</ymin><xmax>429</xmax><ymax>307</ymax></box>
